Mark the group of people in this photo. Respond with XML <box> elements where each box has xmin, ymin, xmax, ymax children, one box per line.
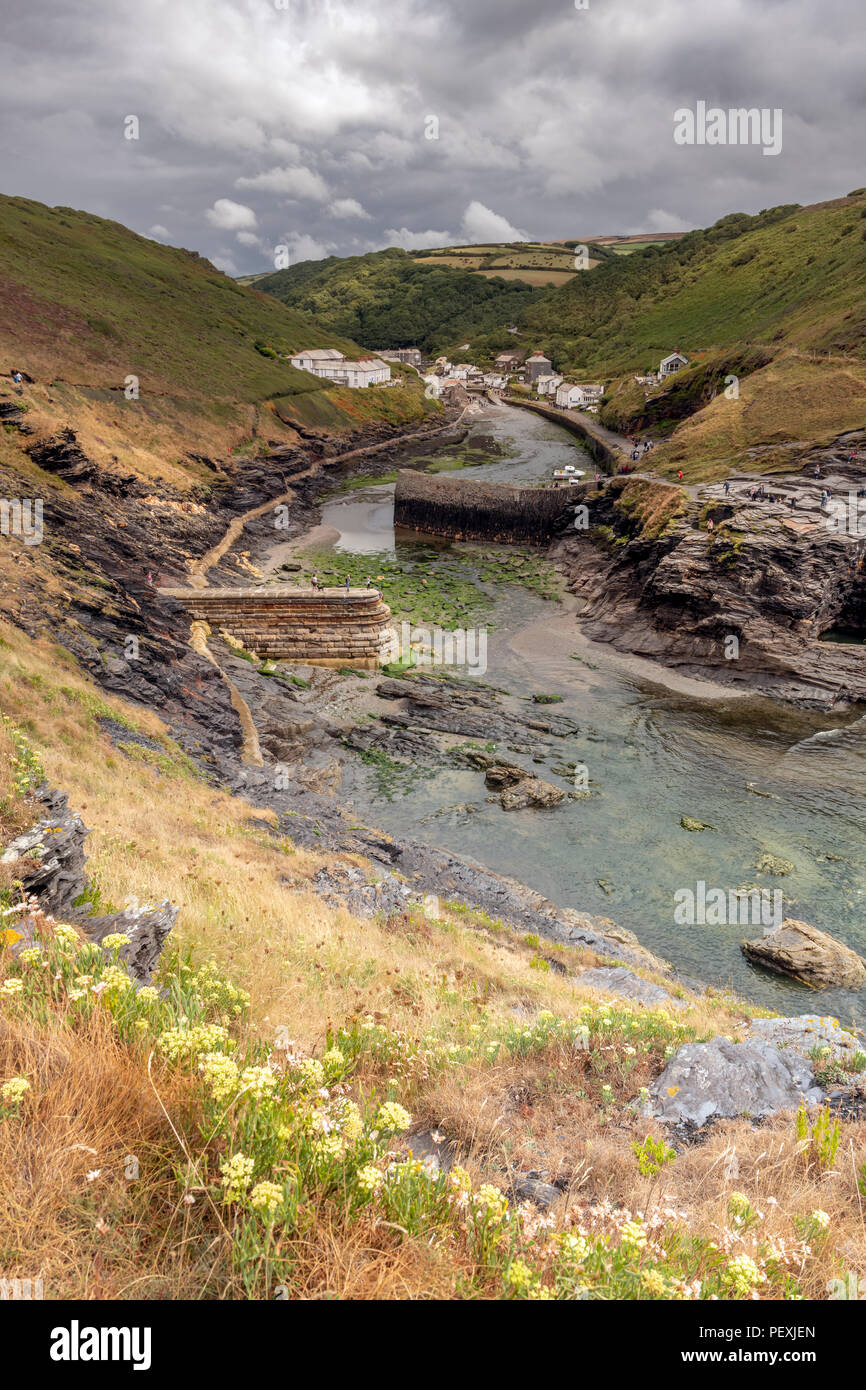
<box><xmin>629</xmin><ymin>437</ymin><xmax>654</xmax><ymax>463</ymax></box>
<box><xmin>310</xmin><ymin>573</ymin><xmax>377</xmax><ymax>594</ymax></box>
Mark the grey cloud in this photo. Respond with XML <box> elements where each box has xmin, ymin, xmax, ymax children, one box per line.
<box><xmin>0</xmin><ymin>0</ymin><xmax>863</xmax><ymax>273</ymax></box>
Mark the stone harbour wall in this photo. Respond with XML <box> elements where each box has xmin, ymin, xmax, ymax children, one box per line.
<box><xmin>393</xmin><ymin>469</ymin><xmax>579</xmax><ymax>544</ymax></box>
<box><xmin>159</xmin><ymin>586</ymin><xmax>393</xmax><ymax>669</ymax></box>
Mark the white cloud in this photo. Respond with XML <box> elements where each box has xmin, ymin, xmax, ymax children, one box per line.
<box><xmin>205</xmin><ymin>198</ymin><xmax>258</xmax><ymax>231</ymax></box>
<box><xmin>641</xmin><ymin>208</ymin><xmax>696</xmax><ymax>233</ymax></box>
<box><xmin>212</xmin><ymin>252</ymin><xmax>239</xmax><ymax>275</ymax></box>
<box><xmin>236</xmin><ymin>229</ymin><xmax>266</xmax><ymax>249</ymax></box>
<box><xmin>366</xmin><ymin>131</ymin><xmax>416</xmax><ymax>167</ymax></box>
<box><xmin>283</xmin><ymin>232</ymin><xmax>335</xmax><ymax>263</ymax></box>
<box><xmin>328</xmin><ymin>197</ymin><xmax>371</xmax><ymax>220</ymax></box>
<box><xmin>381</xmin><ymin>226</ymin><xmax>455</xmax><ymax>251</ymax></box>
<box><xmin>148</xmin><ymin>224</ymin><xmax>170</xmax><ymax>240</ymax></box>
<box><xmin>460</xmin><ymin>201</ymin><xmax>529</xmax><ymax>243</ymax></box>
<box><xmin>236</xmin><ymin>164</ymin><xmax>330</xmax><ymax>201</ymax></box>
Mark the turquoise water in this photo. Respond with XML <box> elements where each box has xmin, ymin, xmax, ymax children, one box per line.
<box><xmin>325</xmin><ymin>404</ymin><xmax>866</xmax><ymax>1027</ymax></box>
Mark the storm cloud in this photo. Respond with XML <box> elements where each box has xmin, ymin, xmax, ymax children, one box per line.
<box><xmin>1</xmin><ymin>0</ymin><xmax>863</xmax><ymax>272</ymax></box>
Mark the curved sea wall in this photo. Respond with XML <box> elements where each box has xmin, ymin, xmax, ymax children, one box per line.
<box><xmin>393</xmin><ymin>469</ymin><xmax>579</xmax><ymax>544</ymax></box>
<box><xmin>159</xmin><ymin>586</ymin><xmax>393</xmax><ymax>669</ymax></box>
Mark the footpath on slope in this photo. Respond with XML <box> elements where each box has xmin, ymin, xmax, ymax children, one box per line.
<box><xmin>179</xmin><ymin>403</ymin><xmax>475</xmax><ymax>763</ymax></box>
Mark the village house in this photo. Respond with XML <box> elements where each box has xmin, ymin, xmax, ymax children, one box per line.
<box><xmin>555</xmin><ymin>382</ymin><xmax>605</xmax><ymax>410</ymax></box>
<box><xmin>494</xmin><ymin>351</ymin><xmax>523</xmax><ymax>373</ymax></box>
<box><xmin>290</xmin><ymin>349</ymin><xmax>391</xmax><ymax>389</ymax></box>
<box><xmin>525</xmin><ymin>350</ymin><xmax>553</xmax><ymax>384</ymax></box>
<box><xmin>535</xmin><ymin>373</ymin><xmax>564</xmax><ymax>397</ymax></box>
<box><xmin>290</xmin><ymin>348</ymin><xmax>346</xmax><ymax>372</ymax></box>
<box><xmin>374</xmin><ymin>348</ymin><xmax>423</xmax><ymax>367</ymax></box>
<box><xmin>659</xmin><ymin>349</ymin><xmax>689</xmax><ymax>378</ymax></box>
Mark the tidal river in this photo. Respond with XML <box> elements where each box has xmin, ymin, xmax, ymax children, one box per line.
<box><xmin>311</xmin><ymin>401</ymin><xmax>866</xmax><ymax>1027</ymax></box>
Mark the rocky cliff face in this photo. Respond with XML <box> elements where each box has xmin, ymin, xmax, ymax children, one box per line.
<box><xmin>2</xmin><ymin>785</ymin><xmax>175</xmax><ymax>985</ymax></box>
<box><xmin>554</xmin><ymin>445</ymin><xmax>866</xmax><ymax>708</ymax></box>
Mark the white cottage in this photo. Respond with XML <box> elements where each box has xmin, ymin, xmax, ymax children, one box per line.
<box><xmin>290</xmin><ymin>349</ymin><xmax>391</xmax><ymax>388</ymax></box>
<box><xmin>536</xmin><ymin>374</ymin><xmax>564</xmax><ymax>397</ymax></box>
<box><xmin>556</xmin><ymin>382</ymin><xmax>605</xmax><ymax>410</ymax></box>
<box><xmin>659</xmin><ymin>350</ymin><xmax>689</xmax><ymax>379</ymax></box>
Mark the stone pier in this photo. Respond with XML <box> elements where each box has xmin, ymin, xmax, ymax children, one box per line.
<box><xmin>393</xmin><ymin>469</ymin><xmax>581</xmax><ymax>543</ymax></box>
<box><xmin>159</xmin><ymin>586</ymin><xmax>393</xmax><ymax>669</ymax></box>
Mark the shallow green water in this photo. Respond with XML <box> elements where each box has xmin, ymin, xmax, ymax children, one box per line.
<box><xmin>324</xmin><ymin>405</ymin><xmax>866</xmax><ymax>1027</ymax></box>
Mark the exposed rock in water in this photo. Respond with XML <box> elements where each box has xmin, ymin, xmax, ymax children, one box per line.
<box><xmin>680</xmin><ymin>816</ymin><xmax>714</xmax><ymax>833</ymax></box>
<box><xmin>646</xmin><ymin>1037</ymin><xmax>824</xmax><ymax>1126</ymax></box>
<box><xmin>576</xmin><ymin>965</ymin><xmax>684</xmax><ymax>1010</ymax></box>
<box><xmin>755</xmin><ymin>852</ymin><xmax>795</xmax><ymax>876</ymax></box>
<box><xmin>742</xmin><ymin>917</ymin><xmax>866</xmax><ymax>989</ymax></box>
<box><xmin>500</xmin><ymin>778</ymin><xmax>567</xmax><ymax>810</ymax></box>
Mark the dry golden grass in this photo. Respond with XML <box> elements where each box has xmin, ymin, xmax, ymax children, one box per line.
<box><xmin>0</xmin><ymin>1001</ymin><xmax>190</xmax><ymax>1298</ymax></box>
<box><xmin>654</xmin><ymin>354</ymin><xmax>866</xmax><ymax>481</ymax></box>
<box><xmin>2</xmin><ymin>615</ymin><xmax>865</xmax><ymax>1298</ymax></box>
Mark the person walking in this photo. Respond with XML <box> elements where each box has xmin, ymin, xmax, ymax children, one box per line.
<box><xmin>311</xmin><ymin>572</ymin><xmax>318</xmax><ymax>591</ymax></box>
<box><xmin>677</xmin><ymin>470</ymin><xmax>683</xmax><ymax>481</ymax></box>
<box><xmin>707</xmin><ymin>517</ymin><xmax>714</xmax><ymax>533</ymax></box>
<box><xmin>345</xmin><ymin>574</ymin><xmax>350</xmax><ymax>593</ymax></box>
<box><xmin>146</xmin><ymin>570</ymin><xmax>153</xmax><ymax>588</ymax></box>
<box><xmin>724</xmin><ymin>479</ymin><xmax>730</xmax><ymax>496</ymax></box>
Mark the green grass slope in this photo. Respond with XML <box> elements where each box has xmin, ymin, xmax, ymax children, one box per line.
<box><xmin>0</xmin><ymin>194</ymin><xmax>368</xmax><ymax>401</ymax></box>
<box><xmin>252</xmin><ymin>248</ymin><xmax>548</xmax><ymax>353</ymax></box>
<box><xmin>0</xmin><ymin>195</ymin><xmax>440</xmax><ymax>483</ymax></box>
<box><xmin>521</xmin><ymin>194</ymin><xmax>866</xmax><ymax>376</ymax></box>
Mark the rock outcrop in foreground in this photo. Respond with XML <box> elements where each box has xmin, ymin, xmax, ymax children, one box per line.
<box><xmin>2</xmin><ymin>785</ymin><xmax>175</xmax><ymax>986</ymax></box>
<box><xmin>742</xmin><ymin>917</ymin><xmax>866</xmax><ymax>990</ymax></box>
<box><xmin>646</xmin><ymin>1037</ymin><xmax>824</xmax><ymax>1126</ymax></box>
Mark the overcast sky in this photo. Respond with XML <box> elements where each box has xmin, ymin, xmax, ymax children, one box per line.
<box><xmin>1</xmin><ymin>0</ymin><xmax>864</xmax><ymax>274</ymax></box>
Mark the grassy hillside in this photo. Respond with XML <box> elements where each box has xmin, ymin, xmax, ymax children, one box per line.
<box><xmin>252</xmin><ymin>248</ymin><xmax>548</xmax><ymax>353</ymax></box>
<box><xmin>521</xmin><ymin>195</ymin><xmax>866</xmax><ymax>377</ymax></box>
<box><xmin>3</xmin><ymin>619</ymin><xmax>863</xmax><ymax>1300</ymax></box>
<box><xmin>0</xmin><ymin>196</ymin><xmax>440</xmax><ymax>482</ymax></box>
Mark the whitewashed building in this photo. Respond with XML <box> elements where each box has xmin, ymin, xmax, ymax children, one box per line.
<box><xmin>555</xmin><ymin>382</ymin><xmax>605</xmax><ymax>410</ymax></box>
<box><xmin>536</xmin><ymin>374</ymin><xmax>564</xmax><ymax>396</ymax></box>
<box><xmin>659</xmin><ymin>350</ymin><xmax>689</xmax><ymax>378</ymax></box>
<box><xmin>290</xmin><ymin>349</ymin><xmax>391</xmax><ymax>388</ymax></box>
